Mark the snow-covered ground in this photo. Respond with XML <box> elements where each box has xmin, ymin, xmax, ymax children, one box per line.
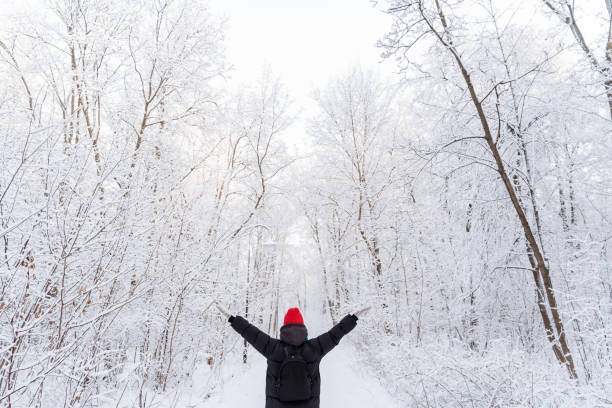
<box><xmin>201</xmin><ymin>341</ymin><xmax>398</xmax><ymax>408</ymax></box>
<box><xmin>201</xmin><ymin>314</ymin><xmax>399</xmax><ymax>408</ymax></box>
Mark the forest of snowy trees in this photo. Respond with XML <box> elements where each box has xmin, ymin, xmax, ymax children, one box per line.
<box><xmin>0</xmin><ymin>0</ymin><xmax>610</xmax><ymax>407</ymax></box>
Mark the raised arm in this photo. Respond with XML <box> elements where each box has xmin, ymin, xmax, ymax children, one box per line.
<box><xmin>310</xmin><ymin>314</ymin><xmax>358</xmax><ymax>358</ymax></box>
<box><xmin>229</xmin><ymin>315</ymin><xmax>279</xmax><ymax>359</ymax></box>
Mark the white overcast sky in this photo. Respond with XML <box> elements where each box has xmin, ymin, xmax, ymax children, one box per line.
<box><xmin>207</xmin><ymin>0</ymin><xmax>399</xmax><ymax>154</ymax></box>
<box><xmin>208</xmin><ymin>0</ymin><xmax>397</xmax><ymax>96</ymax></box>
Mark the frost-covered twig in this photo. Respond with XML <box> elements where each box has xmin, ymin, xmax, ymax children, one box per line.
<box><xmin>355</xmin><ymin>306</ymin><xmax>372</xmax><ymax>317</ymax></box>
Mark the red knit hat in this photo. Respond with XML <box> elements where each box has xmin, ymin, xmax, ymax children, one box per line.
<box><xmin>283</xmin><ymin>307</ymin><xmax>304</xmax><ymax>325</ymax></box>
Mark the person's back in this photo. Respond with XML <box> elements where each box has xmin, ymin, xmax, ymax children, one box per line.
<box><xmin>228</xmin><ymin>307</ymin><xmax>358</xmax><ymax>408</ymax></box>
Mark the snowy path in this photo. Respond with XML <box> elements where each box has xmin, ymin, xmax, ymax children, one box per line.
<box><xmin>201</xmin><ymin>318</ymin><xmax>399</xmax><ymax>408</ymax></box>
<box><xmin>201</xmin><ymin>341</ymin><xmax>398</xmax><ymax>408</ymax></box>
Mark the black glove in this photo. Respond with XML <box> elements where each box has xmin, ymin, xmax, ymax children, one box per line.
<box><xmin>349</xmin><ymin>314</ymin><xmax>358</xmax><ymax>322</ymax></box>
<box><xmin>228</xmin><ymin>316</ymin><xmax>234</xmax><ymax>323</ymax></box>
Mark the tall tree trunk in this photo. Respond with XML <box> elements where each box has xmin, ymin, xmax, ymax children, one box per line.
<box><xmin>424</xmin><ymin>0</ymin><xmax>578</xmax><ymax>379</ymax></box>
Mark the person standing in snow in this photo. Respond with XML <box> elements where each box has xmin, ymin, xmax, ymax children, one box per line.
<box><xmin>223</xmin><ymin>306</ymin><xmax>359</xmax><ymax>408</ymax></box>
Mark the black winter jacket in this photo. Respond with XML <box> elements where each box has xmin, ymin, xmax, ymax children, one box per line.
<box><xmin>229</xmin><ymin>314</ymin><xmax>358</xmax><ymax>408</ymax></box>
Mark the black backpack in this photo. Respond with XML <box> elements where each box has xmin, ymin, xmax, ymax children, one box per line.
<box><xmin>277</xmin><ymin>345</ymin><xmax>312</xmax><ymax>402</ymax></box>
